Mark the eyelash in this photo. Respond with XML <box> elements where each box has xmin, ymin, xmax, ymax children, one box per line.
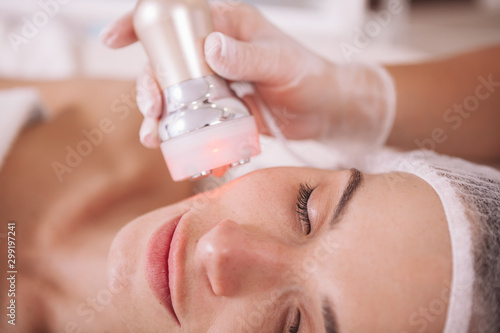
<box><xmin>296</xmin><ymin>183</ymin><xmax>314</xmax><ymax>235</ymax></box>
<box><xmin>288</xmin><ymin>309</ymin><xmax>301</xmax><ymax>333</ymax></box>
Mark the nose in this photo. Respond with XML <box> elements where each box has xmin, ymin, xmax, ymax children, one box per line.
<box><xmin>196</xmin><ymin>219</ymin><xmax>291</xmax><ymax>296</ymax></box>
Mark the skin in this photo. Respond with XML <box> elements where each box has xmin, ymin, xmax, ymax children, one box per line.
<box><xmin>386</xmin><ymin>46</ymin><xmax>500</xmax><ymax>162</ymax></box>
<box><xmin>109</xmin><ymin>167</ymin><xmax>452</xmax><ymax>332</ymax></box>
<box><xmin>0</xmin><ymin>79</ymin><xmax>453</xmax><ymax>332</ymax></box>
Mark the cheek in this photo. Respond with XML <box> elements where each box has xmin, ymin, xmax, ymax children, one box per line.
<box><xmin>107</xmin><ymin>215</ymin><xmax>151</xmax><ymax>290</ymax></box>
<box><xmin>106</xmin><ymin>218</ymin><xmax>151</xmax><ymax>327</ymax></box>
<box><xmin>323</xmin><ymin>225</ymin><xmax>413</xmax><ymax>332</ymax></box>
<box><xmin>214</xmin><ymin>170</ymin><xmax>298</xmax><ymax>232</ymax></box>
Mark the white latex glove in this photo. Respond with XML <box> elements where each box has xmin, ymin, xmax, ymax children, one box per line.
<box><xmin>100</xmin><ymin>1</ymin><xmax>396</xmax><ymax>154</ymax></box>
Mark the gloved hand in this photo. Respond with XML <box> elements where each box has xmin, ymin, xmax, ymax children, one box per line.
<box><xmin>100</xmin><ymin>1</ymin><xmax>396</xmax><ymax>154</ymax></box>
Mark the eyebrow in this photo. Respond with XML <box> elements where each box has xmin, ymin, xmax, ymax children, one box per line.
<box><xmin>322</xmin><ymin>298</ymin><xmax>339</xmax><ymax>333</ymax></box>
<box><xmin>329</xmin><ymin>168</ymin><xmax>363</xmax><ymax>228</ymax></box>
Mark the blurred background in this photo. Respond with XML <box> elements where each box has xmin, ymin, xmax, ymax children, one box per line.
<box><xmin>0</xmin><ymin>0</ymin><xmax>499</xmax><ymax>82</ymax></box>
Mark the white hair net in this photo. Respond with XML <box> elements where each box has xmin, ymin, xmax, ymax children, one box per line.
<box><xmin>344</xmin><ymin>149</ymin><xmax>500</xmax><ymax>333</ymax></box>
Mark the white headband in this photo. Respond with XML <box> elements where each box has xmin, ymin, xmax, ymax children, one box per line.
<box><xmin>358</xmin><ymin>149</ymin><xmax>482</xmax><ymax>333</ymax></box>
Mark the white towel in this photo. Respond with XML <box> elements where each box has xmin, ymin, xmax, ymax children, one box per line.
<box><xmin>0</xmin><ymin>88</ymin><xmax>46</xmax><ymax>170</ymax></box>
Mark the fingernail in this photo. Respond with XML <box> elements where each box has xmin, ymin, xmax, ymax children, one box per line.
<box><xmin>139</xmin><ymin>98</ymin><xmax>160</xmax><ymax>119</ymax></box>
<box><xmin>99</xmin><ymin>24</ymin><xmax>118</xmax><ymax>46</ymax></box>
<box><xmin>140</xmin><ymin>117</ymin><xmax>161</xmax><ymax>148</ymax></box>
<box><xmin>147</xmin><ymin>106</ymin><xmax>160</xmax><ymax>119</ymax></box>
<box><xmin>140</xmin><ymin>99</ymin><xmax>155</xmax><ymax>117</ymax></box>
<box><xmin>141</xmin><ymin>133</ymin><xmax>156</xmax><ymax>148</ymax></box>
<box><xmin>147</xmin><ymin>94</ymin><xmax>163</xmax><ymax>118</ymax></box>
<box><xmin>145</xmin><ymin>105</ymin><xmax>156</xmax><ymax>118</ymax></box>
<box><xmin>139</xmin><ymin>119</ymin><xmax>156</xmax><ymax>144</ymax></box>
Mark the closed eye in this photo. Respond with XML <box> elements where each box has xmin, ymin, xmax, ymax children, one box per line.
<box><xmin>288</xmin><ymin>309</ymin><xmax>301</xmax><ymax>333</ymax></box>
<box><xmin>296</xmin><ymin>183</ymin><xmax>314</xmax><ymax>235</ymax></box>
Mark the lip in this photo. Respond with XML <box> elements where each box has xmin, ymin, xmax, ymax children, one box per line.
<box><xmin>168</xmin><ymin>210</ymin><xmax>189</xmax><ymax>324</ymax></box>
<box><xmin>145</xmin><ymin>213</ymin><xmax>186</xmax><ymax>326</ymax></box>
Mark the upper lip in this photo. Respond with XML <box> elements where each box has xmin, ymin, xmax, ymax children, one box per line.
<box><xmin>168</xmin><ymin>210</ymin><xmax>190</xmax><ymax>324</ymax></box>
<box><xmin>145</xmin><ymin>211</ymin><xmax>188</xmax><ymax>326</ymax></box>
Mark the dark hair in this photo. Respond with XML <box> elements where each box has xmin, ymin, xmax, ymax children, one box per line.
<box><xmin>445</xmin><ymin>171</ymin><xmax>500</xmax><ymax>333</ymax></box>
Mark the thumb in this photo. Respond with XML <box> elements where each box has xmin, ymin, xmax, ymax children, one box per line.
<box><xmin>205</xmin><ymin>32</ymin><xmax>293</xmax><ymax>86</ymax></box>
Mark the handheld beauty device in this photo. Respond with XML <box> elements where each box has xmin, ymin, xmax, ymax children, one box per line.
<box><xmin>133</xmin><ymin>0</ymin><xmax>261</xmax><ymax>181</ymax></box>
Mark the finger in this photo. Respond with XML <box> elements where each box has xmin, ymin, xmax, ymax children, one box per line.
<box><xmin>136</xmin><ymin>65</ymin><xmax>163</xmax><ymax>119</ymax></box>
<box><xmin>205</xmin><ymin>32</ymin><xmax>296</xmax><ymax>86</ymax></box>
<box><xmin>100</xmin><ymin>11</ymin><xmax>139</xmax><ymax>48</ymax></box>
<box><xmin>209</xmin><ymin>1</ymin><xmax>268</xmax><ymax>42</ymax></box>
<box><xmin>139</xmin><ymin>117</ymin><xmax>161</xmax><ymax>149</ymax></box>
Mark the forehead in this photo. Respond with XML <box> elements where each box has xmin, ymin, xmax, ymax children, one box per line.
<box><xmin>314</xmin><ymin>172</ymin><xmax>452</xmax><ymax>332</ymax></box>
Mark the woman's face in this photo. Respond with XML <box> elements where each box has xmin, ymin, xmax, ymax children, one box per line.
<box><xmin>107</xmin><ymin>167</ymin><xmax>452</xmax><ymax>333</ymax></box>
